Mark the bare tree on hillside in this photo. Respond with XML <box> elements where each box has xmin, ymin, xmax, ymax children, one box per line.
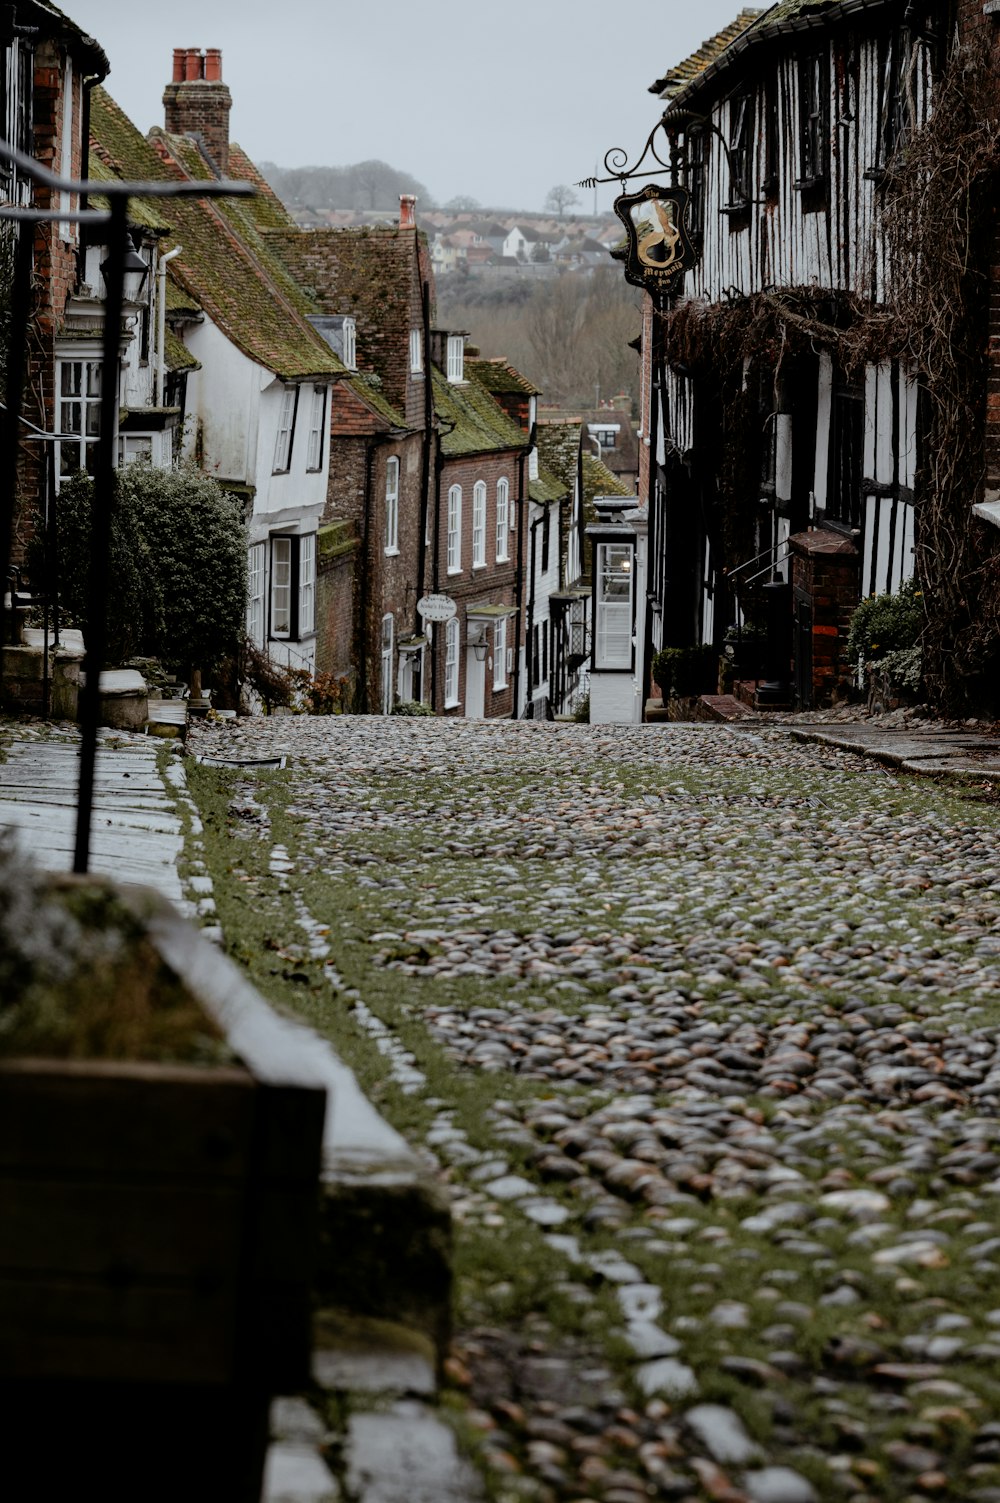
<box><xmin>544</xmin><ymin>184</ymin><xmax>580</xmax><ymax>218</ymax></box>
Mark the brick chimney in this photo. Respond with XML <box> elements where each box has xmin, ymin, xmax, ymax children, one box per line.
<box><xmin>399</xmin><ymin>194</ymin><xmax>417</xmax><ymax>229</ymax></box>
<box><xmin>163</xmin><ymin>48</ymin><xmax>232</xmax><ymax>176</ymax></box>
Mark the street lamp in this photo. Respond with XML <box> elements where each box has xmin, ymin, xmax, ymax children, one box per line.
<box><xmin>101</xmin><ymin>232</ymin><xmax>149</xmax><ymax>304</ymax></box>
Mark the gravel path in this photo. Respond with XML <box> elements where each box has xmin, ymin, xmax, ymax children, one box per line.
<box><xmin>188</xmin><ymin>715</ymin><xmax>1000</xmax><ymax>1503</ymax></box>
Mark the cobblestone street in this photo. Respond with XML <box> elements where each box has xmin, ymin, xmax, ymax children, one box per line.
<box><xmin>187</xmin><ymin>715</ymin><xmax>1000</xmax><ymax>1503</ymax></box>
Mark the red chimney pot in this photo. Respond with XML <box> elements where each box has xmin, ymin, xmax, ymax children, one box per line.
<box><xmin>399</xmin><ymin>193</ymin><xmax>417</xmax><ymax>229</ymax></box>
<box><xmin>172</xmin><ymin>48</ymin><xmax>185</xmax><ymax>83</ymax></box>
<box><xmin>184</xmin><ymin>48</ymin><xmax>202</xmax><ymax>82</ymax></box>
<box><xmin>205</xmin><ymin>49</ymin><xmax>222</xmax><ymax>82</ymax></box>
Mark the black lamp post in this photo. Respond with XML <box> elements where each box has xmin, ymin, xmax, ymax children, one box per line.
<box><xmin>0</xmin><ymin>136</ymin><xmax>254</xmax><ymax>874</ymax></box>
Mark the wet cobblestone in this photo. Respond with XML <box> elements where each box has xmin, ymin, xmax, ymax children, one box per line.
<box><xmin>189</xmin><ymin>716</ymin><xmax>1000</xmax><ymax>1502</ymax></box>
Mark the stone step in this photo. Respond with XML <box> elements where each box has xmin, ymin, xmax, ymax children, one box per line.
<box><xmin>699</xmin><ymin>694</ymin><xmax>757</xmax><ymax>722</ymax></box>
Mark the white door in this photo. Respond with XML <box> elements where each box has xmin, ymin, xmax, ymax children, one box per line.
<box><xmin>381</xmin><ymin>614</ymin><xmax>394</xmax><ymax>714</ymax></box>
<box><xmin>465</xmin><ymin>647</ymin><xmax>485</xmax><ymax>719</ymax></box>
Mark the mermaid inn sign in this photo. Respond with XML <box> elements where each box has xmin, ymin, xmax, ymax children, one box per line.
<box><xmin>613</xmin><ymin>184</ymin><xmax>694</xmax><ymax>296</ymax></box>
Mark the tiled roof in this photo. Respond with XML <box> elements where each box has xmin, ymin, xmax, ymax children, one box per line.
<box><xmin>466</xmin><ymin>358</ymin><xmax>542</xmax><ymax>398</ymax></box>
<box><xmin>164</xmin><ymin>326</ymin><xmax>200</xmax><ymax>373</ymax></box>
<box><xmin>433</xmin><ymin>368</ymin><xmax>528</xmax><ymax>459</ymax></box>
<box><xmin>346</xmin><ymin>373</ymin><xmax>408</xmax><ymax>431</ymax></box>
<box><xmin>648</xmin><ymin>9</ymin><xmax>766</xmax><ymax>96</ymax></box>
<box><xmin>530</xmin><ymin>468</ymin><xmax>567</xmax><ymax>505</ymax></box>
<box><xmin>582</xmin><ymin>453</ymin><xmax>632</xmax><ymax>504</ymax></box>
<box><xmin>89</xmin><ymin>88</ymin><xmax>343</xmax><ymax>383</ymax></box>
<box><xmin>264</xmin><ymin>226</ymin><xmax>431</xmax><ymax>406</ymax></box>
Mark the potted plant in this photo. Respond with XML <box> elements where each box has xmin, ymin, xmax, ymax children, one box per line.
<box><xmin>0</xmin><ymin>843</ymin><xmax>326</xmax><ymax>1501</ymax></box>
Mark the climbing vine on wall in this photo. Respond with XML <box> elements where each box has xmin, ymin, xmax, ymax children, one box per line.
<box><xmin>662</xmin><ymin>34</ymin><xmax>1000</xmax><ymax>716</ymax></box>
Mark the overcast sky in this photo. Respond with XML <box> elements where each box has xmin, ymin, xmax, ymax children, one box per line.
<box><xmin>65</xmin><ymin>0</ymin><xmax>752</xmax><ymax>213</ymax></box>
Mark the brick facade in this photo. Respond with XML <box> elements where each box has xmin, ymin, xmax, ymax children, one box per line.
<box><xmin>431</xmin><ymin>448</ymin><xmax>523</xmax><ymax>718</ymax></box>
<box><xmin>790</xmin><ymin>530</ymin><xmax>860</xmax><ymax>707</ymax></box>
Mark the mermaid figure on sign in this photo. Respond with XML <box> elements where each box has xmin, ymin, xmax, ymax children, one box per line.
<box><xmin>634</xmin><ymin>198</ymin><xmax>681</xmax><ymax>268</ymax></box>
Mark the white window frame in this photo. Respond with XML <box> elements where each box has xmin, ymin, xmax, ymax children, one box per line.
<box><xmin>496</xmin><ymin>477</ymin><xmax>510</xmax><ymax>561</ymax></box>
<box><xmin>273</xmin><ymin>386</ymin><xmax>298</xmax><ymax>473</ymax></box>
<box><xmin>57</xmin><ymin>357</ymin><xmax>103</xmax><ymax>481</ymax></box>
<box><xmin>342</xmin><ymin>317</ymin><xmax>357</xmax><ymax>371</ymax></box>
<box><xmin>117</xmin><ymin>434</ymin><xmax>153</xmax><ymax>467</ymax></box>
<box><xmin>381</xmin><ymin>613</ymin><xmax>394</xmax><ymax>714</ymax></box>
<box><xmin>385</xmin><ymin>456</ymin><xmax>400</xmax><ymax>554</ymax></box>
<box><xmin>447</xmin><ymin>484</ymin><xmax>462</xmax><ymax>573</ymax></box>
<box><xmin>472</xmin><ymin>480</ymin><xmax>486</xmax><ymax>568</ymax></box>
<box><xmin>444</xmin><ymin>617</ymin><xmax>460</xmax><ymax>706</ymax></box>
<box><xmin>493</xmin><ymin>617</ymin><xmax>507</xmax><ymax>690</ymax></box>
<box><xmin>271</xmin><ymin>536</ymin><xmax>293</xmax><ymax>639</ymax></box>
<box><xmin>410</xmin><ymin>328</ymin><xmax>423</xmax><ymax>373</ymax></box>
<box><xmin>446</xmin><ymin>335</ymin><xmax>464</xmax><ymax>383</ymax></box>
<box><xmin>594</xmin><ymin>541</ymin><xmax>634</xmax><ymax>670</ymax></box>
<box><xmin>247</xmin><ymin>542</ymin><xmax>266</xmax><ymax>646</ymax></box>
<box><xmin>299</xmin><ymin>533</ymin><xmax>316</xmax><ymax>635</ymax></box>
<box><xmin>306</xmin><ymin>386</ymin><xmax>326</xmax><ymax>472</ymax></box>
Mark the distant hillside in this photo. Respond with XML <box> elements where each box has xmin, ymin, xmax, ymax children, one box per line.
<box><xmin>259</xmin><ymin>159</ymin><xmax>434</xmax><ymax>215</ymax></box>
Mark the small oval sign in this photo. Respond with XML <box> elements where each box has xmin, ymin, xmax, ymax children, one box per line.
<box><xmin>417</xmin><ymin>593</ymin><xmax>457</xmax><ymax>622</ymax></box>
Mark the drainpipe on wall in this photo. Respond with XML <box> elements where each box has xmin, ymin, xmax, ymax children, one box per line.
<box><xmin>155</xmin><ymin>244</ymin><xmax>182</xmax><ymax>406</ymax></box>
<box><xmin>510</xmin><ymin>423</ymin><xmax>534</xmax><ymax>719</ymax></box>
<box><xmin>356</xmin><ymin>437</ymin><xmax>375</xmax><ymax>713</ymax></box>
<box><xmin>416</xmin><ymin>277</ymin><xmax>432</xmax><ymax>635</ymax></box>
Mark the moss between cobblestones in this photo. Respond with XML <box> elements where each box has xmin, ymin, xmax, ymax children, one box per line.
<box><xmin>184</xmin><ymin>734</ymin><xmax>1000</xmax><ymax>1502</ymax></box>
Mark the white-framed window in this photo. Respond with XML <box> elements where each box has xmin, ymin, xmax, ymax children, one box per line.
<box><xmin>381</xmin><ymin>612</ymin><xmax>394</xmax><ymax>714</ymax></box>
<box><xmin>271</xmin><ymin>536</ymin><xmax>293</xmax><ymax>637</ymax></box>
<box><xmin>410</xmin><ymin>328</ymin><xmax>423</xmax><ymax>372</ymax></box>
<box><xmin>493</xmin><ymin>616</ymin><xmax>507</xmax><ymax>690</ymax></box>
<box><xmin>385</xmin><ymin>456</ymin><xmax>400</xmax><ymax>554</ymax></box>
<box><xmin>444</xmin><ymin>617</ymin><xmax>460</xmax><ymax>706</ymax></box>
<box><xmin>269</xmin><ymin>534</ymin><xmax>316</xmax><ymax>640</ymax></box>
<box><xmin>472</xmin><ymin>480</ymin><xmax>486</xmax><ymax>568</ymax></box>
<box><xmin>247</xmin><ymin>542</ymin><xmax>266</xmax><ymax>646</ymax></box>
<box><xmin>447</xmin><ymin>484</ymin><xmax>462</xmax><ymax>572</ymax></box>
<box><xmin>446</xmin><ymin>335</ymin><xmax>464</xmax><ymax>383</ymax></box>
<box><xmin>342</xmin><ymin>317</ymin><xmax>357</xmax><ymax>370</ymax></box>
<box><xmin>299</xmin><ymin>533</ymin><xmax>316</xmax><ymax>635</ymax></box>
<box><xmin>57</xmin><ymin>358</ymin><xmax>102</xmax><ymax>479</ymax></box>
<box><xmin>273</xmin><ymin>386</ymin><xmax>298</xmax><ymax>473</ymax></box>
<box><xmin>306</xmin><ymin>386</ymin><xmax>327</xmax><ymax>471</ymax></box>
<box><xmin>117</xmin><ymin>434</ymin><xmax>153</xmax><ymax>466</ymax></box>
<box><xmin>496</xmin><ymin>477</ymin><xmax>510</xmax><ymax>560</ymax></box>
<box><xmin>594</xmin><ymin>541</ymin><xmax>634</xmax><ymax>669</ymax></box>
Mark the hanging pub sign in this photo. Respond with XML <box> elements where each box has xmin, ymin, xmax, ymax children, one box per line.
<box><xmin>612</xmin><ymin>184</ymin><xmax>693</xmax><ymax>296</ymax></box>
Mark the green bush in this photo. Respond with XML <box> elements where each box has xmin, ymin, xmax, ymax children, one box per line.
<box><xmin>847</xmin><ymin>581</ymin><xmax>924</xmax><ymax>664</ymax></box>
<box><xmin>573</xmin><ymin>692</ymin><xmax>590</xmax><ymax>723</ymax></box>
<box><xmin>651</xmin><ymin>644</ymin><xmax>718</xmax><ymax>698</ymax></box>
<box><xmin>48</xmin><ymin>462</ymin><xmax>246</xmax><ymax>672</ymax></box>
<box><xmin>49</xmin><ymin>470</ymin><xmax>152</xmax><ymax>663</ymax></box>
<box><xmin>391</xmin><ymin>699</ymin><xmax>434</xmax><ymax>716</ymax></box>
<box><xmin>868</xmin><ymin>645</ymin><xmax>923</xmax><ymax>698</ymax></box>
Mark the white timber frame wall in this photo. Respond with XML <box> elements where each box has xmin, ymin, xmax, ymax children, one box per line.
<box><xmin>653</xmin><ymin>12</ymin><xmax>933</xmax><ymax>639</ymax></box>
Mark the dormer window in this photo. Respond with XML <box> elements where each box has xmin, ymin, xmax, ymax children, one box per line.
<box><xmin>342</xmin><ymin>317</ymin><xmax>356</xmax><ymax>370</ymax></box>
<box><xmin>447</xmin><ymin>335</ymin><xmax>465</xmax><ymax>383</ymax></box>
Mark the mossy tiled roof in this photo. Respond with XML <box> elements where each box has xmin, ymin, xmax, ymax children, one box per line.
<box><xmin>466</xmin><ymin>357</ymin><xmax>541</xmax><ymax>398</ymax></box>
<box><xmin>89</xmin><ymin>88</ymin><xmax>343</xmax><ymax>383</ymax></box>
<box><xmin>346</xmin><ymin>373</ymin><xmax>407</xmax><ymax>430</ymax></box>
<box><xmin>433</xmin><ymin>368</ymin><xmax>529</xmax><ymax>459</ymax></box>
<box><xmin>530</xmin><ymin>467</ymin><xmax>567</xmax><ymax>505</ymax></box>
<box><xmin>582</xmin><ymin>453</ymin><xmax>632</xmax><ymax>503</ymax></box>
<box><xmin>164</xmin><ymin>326</ymin><xmax>200</xmax><ymax>373</ymax></box>
<box><xmin>648</xmin><ymin>8</ymin><xmax>766</xmax><ymax>96</ymax></box>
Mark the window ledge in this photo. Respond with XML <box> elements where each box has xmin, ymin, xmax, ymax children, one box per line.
<box><xmin>384</xmin><ymin>547</ymin><xmax>400</xmax><ymax>557</ymax></box>
<box><xmin>472</xmin><ymin>562</ymin><xmax>487</xmax><ymax>571</ymax></box>
<box><xmin>496</xmin><ymin>553</ymin><xmax>510</xmax><ymax>565</ymax></box>
<box><xmin>447</xmin><ymin>566</ymin><xmax>462</xmax><ymax>576</ymax></box>
<box><xmin>444</xmin><ymin>698</ymin><xmax>461</xmax><ymax>709</ymax></box>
